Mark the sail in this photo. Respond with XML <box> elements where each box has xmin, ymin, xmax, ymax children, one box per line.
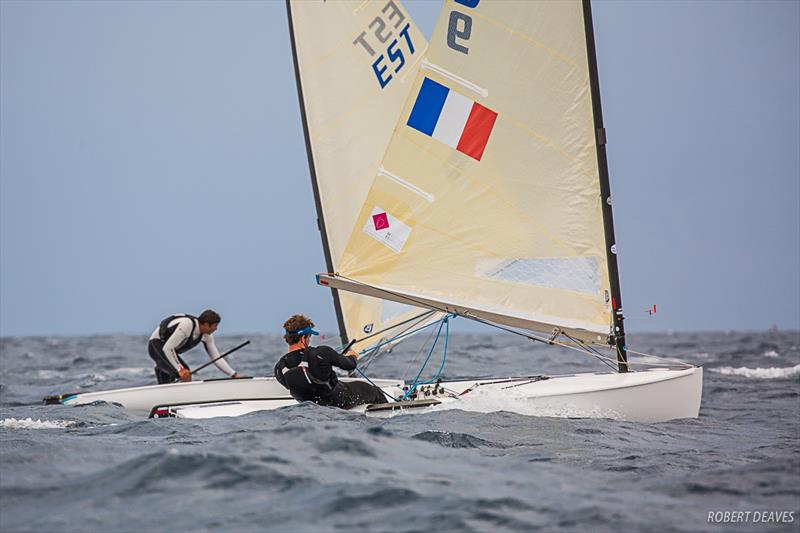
<box><xmin>287</xmin><ymin>0</ymin><xmax>441</xmax><ymax>349</ymax></box>
<box><xmin>328</xmin><ymin>0</ymin><xmax>620</xmax><ymax>343</ymax></box>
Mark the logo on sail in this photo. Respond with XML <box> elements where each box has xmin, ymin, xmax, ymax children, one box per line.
<box><xmin>406</xmin><ymin>77</ymin><xmax>497</xmax><ymax>161</ymax></box>
<box><xmin>363</xmin><ymin>207</ymin><xmax>411</xmax><ymax>253</ymax></box>
<box><xmin>372</xmin><ymin>212</ymin><xmax>390</xmax><ymax>231</ymax></box>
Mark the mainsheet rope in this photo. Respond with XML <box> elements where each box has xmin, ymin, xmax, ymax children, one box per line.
<box><xmin>400</xmin><ymin>314</ymin><xmax>451</xmax><ymax>400</ymax></box>
<box><xmin>345</xmin><ymin>313</ymin><xmax>454</xmax><ymax>402</ymax></box>
<box><xmin>352</xmin><ymin>312</ymin><xmax>438</xmax><ymax>376</ymax></box>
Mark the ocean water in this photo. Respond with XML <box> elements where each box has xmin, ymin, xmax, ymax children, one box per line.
<box><xmin>1</xmin><ymin>330</ymin><xmax>798</xmax><ymax>532</ymax></box>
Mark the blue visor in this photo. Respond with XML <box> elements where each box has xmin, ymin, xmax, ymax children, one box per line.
<box><xmin>289</xmin><ymin>326</ymin><xmax>319</xmax><ymax>336</ymax></box>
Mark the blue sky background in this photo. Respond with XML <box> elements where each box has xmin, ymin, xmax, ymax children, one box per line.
<box><xmin>1</xmin><ymin>0</ymin><xmax>798</xmax><ymax>337</ymax></box>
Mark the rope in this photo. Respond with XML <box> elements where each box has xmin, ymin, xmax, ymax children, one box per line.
<box><xmin>351</xmin><ymin>313</ymin><xmax>453</xmax><ymax>402</ymax></box>
<box><xmin>352</xmin><ymin>366</ymin><xmax>398</xmax><ymax>402</ymax></box>
<box><xmin>400</xmin><ymin>322</ymin><xmax>440</xmax><ymax>381</ymax></box>
<box><xmin>338</xmin><ymin>313</ymin><xmax>445</xmax><ymax>357</ymax></box>
<box><xmin>605</xmin><ymin>347</ymin><xmax>695</xmax><ymax>368</ymax></box>
<box><xmin>416</xmin><ymin>316</ymin><xmax>450</xmax><ymax>386</ymax></box>
<box><xmin>400</xmin><ymin>315</ymin><xmax>451</xmax><ymax>401</ymax></box>
<box><xmin>356</xmin><ymin>342</ymin><xmax>383</xmax><ymax>374</ymax></box>
<box><xmin>347</xmin><ymin>310</ymin><xmax>438</xmax><ymax>348</ymax></box>
<box><xmin>562</xmin><ymin>331</ymin><xmax>618</xmax><ymax>372</ymax></box>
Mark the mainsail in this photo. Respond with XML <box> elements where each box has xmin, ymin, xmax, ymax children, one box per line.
<box><xmin>319</xmin><ymin>0</ymin><xmax>627</xmax><ymax>354</ymax></box>
<box><xmin>286</xmin><ymin>0</ymin><xmax>441</xmax><ymax>350</ymax></box>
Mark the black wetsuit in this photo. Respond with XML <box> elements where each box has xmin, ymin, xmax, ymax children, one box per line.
<box><xmin>274</xmin><ymin>346</ymin><xmax>387</xmax><ymax>409</ymax></box>
<box><xmin>147</xmin><ymin>314</ymin><xmax>237</xmax><ymax>384</ymax></box>
<box><xmin>148</xmin><ymin>315</ymin><xmax>204</xmax><ymax>384</ymax></box>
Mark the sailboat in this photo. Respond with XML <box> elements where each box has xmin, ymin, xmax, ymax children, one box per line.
<box><xmin>44</xmin><ymin>0</ymin><xmax>702</xmax><ymax>422</ymax></box>
<box><xmin>173</xmin><ymin>0</ymin><xmax>701</xmax><ymax>421</ymax></box>
<box><xmin>307</xmin><ymin>0</ymin><xmax>703</xmax><ymax>422</ymax></box>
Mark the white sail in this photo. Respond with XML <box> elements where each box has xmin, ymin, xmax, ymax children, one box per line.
<box><xmin>288</xmin><ymin>0</ymin><xmax>441</xmax><ymax>349</ymax></box>
<box><xmin>330</xmin><ymin>0</ymin><xmax>617</xmax><ymax>343</ymax></box>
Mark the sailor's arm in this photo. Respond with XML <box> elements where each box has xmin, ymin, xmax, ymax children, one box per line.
<box><xmin>319</xmin><ymin>346</ymin><xmax>358</xmax><ymax>371</ymax></box>
<box><xmin>274</xmin><ymin>357</ymin><xmax>288</xmax><ymax>388</ymax></box>
<box><xmin>203</xmin><ymin>335</ymin><xmax>240</xmax><ymax>378</ymax></box>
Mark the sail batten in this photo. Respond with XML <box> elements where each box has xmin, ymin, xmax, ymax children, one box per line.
<box><xmin>420</xmin><ymin>59</ymin><xmax>488</xmax><ymax>97</ymax></box>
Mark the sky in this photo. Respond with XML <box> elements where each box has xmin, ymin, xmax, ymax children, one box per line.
<box><xmin>0</xmin><ymin>0</ymin><xmax>798</xmax><ymax>337</ymax></box>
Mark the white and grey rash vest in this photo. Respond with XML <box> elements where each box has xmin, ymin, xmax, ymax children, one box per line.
<box><xmin>149</xmin><ymin>316</ymin><xmax>236</xmax><ymax>377</ymax></box>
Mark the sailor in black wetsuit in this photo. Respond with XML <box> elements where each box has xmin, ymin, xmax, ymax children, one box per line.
<box><xmin>274</xmin><ymin>314</ymin><xmax>387</xmax><ymax>409</ymax></box>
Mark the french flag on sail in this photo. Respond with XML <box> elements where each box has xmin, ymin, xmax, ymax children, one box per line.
<box><xmin>406</xmin><ymin>77</ymin><xmax>498</xmax><ymax>161</ymax></box>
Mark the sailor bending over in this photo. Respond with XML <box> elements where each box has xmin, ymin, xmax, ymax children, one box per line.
<box><xmin>274</xmin><ymin>314</ymin><xmax>387</xmax><ymax>409</ymax></box>
<box><xmin>148</xmin><ymin>309</ymin><xmax>241</xmax><ymax>384</ymax></box>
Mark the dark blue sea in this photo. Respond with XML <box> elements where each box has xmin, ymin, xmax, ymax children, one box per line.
<box><xmin>1</xmin><ymin>331</ymin><xmax>798</xmax><ymax>532</ymax></box>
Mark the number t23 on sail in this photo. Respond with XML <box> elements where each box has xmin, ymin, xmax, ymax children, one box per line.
<box><xmin>351</xmin><ymin>0</ymin><xmax>417</xmax><ymax>89</ymax></box>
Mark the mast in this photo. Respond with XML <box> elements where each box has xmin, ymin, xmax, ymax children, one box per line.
<box><xmin>581</xmin><ymin>0</ymin><xmax>628</xmax><ymax>372</ymax></box>
<box><xmin>285</xmin><ymin>0</ymin><xmax>349</xmax><ymax>346</ymax></box>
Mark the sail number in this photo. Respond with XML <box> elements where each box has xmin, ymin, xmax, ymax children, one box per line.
<box><xmin>352</xmin><ymin>0</ymin><xmax>416</xmax><ymax>89</ymax></box>
<box><xmin>448</xmin><ymin>0</ymin><xmax>480</xmax><ymax>55</ymax></box>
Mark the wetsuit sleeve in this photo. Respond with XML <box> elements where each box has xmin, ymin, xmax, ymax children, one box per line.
<box><xmin>202</xmin><ymin>334</ymin><xmax>236</xmax><ymax>377</ymax></box>
<box><xmin>162</xmin><ymin>319</ymin><xmax>192</xmax><ymax>372</ymax></box>
<box><xmin>317</xmin><ymin>346</ymin><xmax>357</xmax><ymax>371</ymax></box>
<box><xmin>274</xmin><ymin>357</ymin><xmax>287</xmax><ymax>388</ymax></box>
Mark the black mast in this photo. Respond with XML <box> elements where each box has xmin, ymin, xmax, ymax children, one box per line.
<box><xmin>581</xmin><ymin>0</ymin><xmax>628</xmax><ymax>372</ymax></box>
<box><xmin>285</xmin><ymin>0</ymin><xmax>349</xmax><ymax>347</ymax></box>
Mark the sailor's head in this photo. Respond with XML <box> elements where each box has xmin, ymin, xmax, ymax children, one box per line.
<box><xmin>283</xmin><ymin>314</ymin><xmax>319</xmax><ymax>346</ymax></box>
<box><xmin>198</xmin><ymin>309</ymin><xmax>221</xmax><ymax>335</ymax></box>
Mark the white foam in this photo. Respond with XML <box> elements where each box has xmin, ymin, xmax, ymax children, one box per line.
<box><xmin>36</xmin><ymin>370</ymin><xmax>65</xmax><ymax>379</ymax></box>
<box><xmin>710</xmin><ymin>364</ymin><xmax>800</xmax><ymax>379</ymax></box>
<box><xmin>0</xmin><ymin>417</ymin><xmax>76</xmax><ymax>429</ymax></box>
<box><xmin>762</xmin><ymin>350</ymin><xmax>780</xmax><ymax>358</ymax></box>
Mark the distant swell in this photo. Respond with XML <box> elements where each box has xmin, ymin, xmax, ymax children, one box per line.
<box><xmin>710</xmin><ymin>364</ymin><xmax>800</xmax><ymax>379</ymax></box>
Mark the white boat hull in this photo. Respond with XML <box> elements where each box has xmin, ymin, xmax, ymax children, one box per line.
<box><xmin>51</xmin><ymin>377</ymin><xmax>292</xmax><ymax>415</ymax></box>
<box><xmin>166</xmin><ymin>367</ymin><xmax>703</xmax><ymax>423</ymax></box>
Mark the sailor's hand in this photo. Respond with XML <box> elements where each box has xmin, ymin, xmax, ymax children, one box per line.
<box><xmin>347</xmin><ymin>350</ymin><xmax>359</xmax><ymax>360</ymax></box>
<box><xmin>178</xmin><ymin>367</ymin><xmax>192</xmax><ymax>382</ymax></box>
<box><xmin>231</xmin><ymin>372</ymin><xmax>242</xmax><ymax>379</ymax></box>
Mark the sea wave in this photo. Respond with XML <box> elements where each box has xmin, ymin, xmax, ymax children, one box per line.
<box><xmin>35</xmin><ymin>370</ymin><xmax>65</xmax><ymax>380</ymax></box>
<box><xmin>412</xmin><ymin>430</ymin><xmax>507</xmax><ymax>449</ymax></box>
<box><xmin>0</xmin><ymin>418</ymin><xmax>76</xmax><ymax>430</ymax></box>
<box><xmin>103</xmin><ymin>367</ymin><xmax>151</xmax><ymax>378</ymax></box>
<box><xmin>710</xmin><ymin>364</ymin><xmax>800</xmax><ymax>379</ymax></box>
